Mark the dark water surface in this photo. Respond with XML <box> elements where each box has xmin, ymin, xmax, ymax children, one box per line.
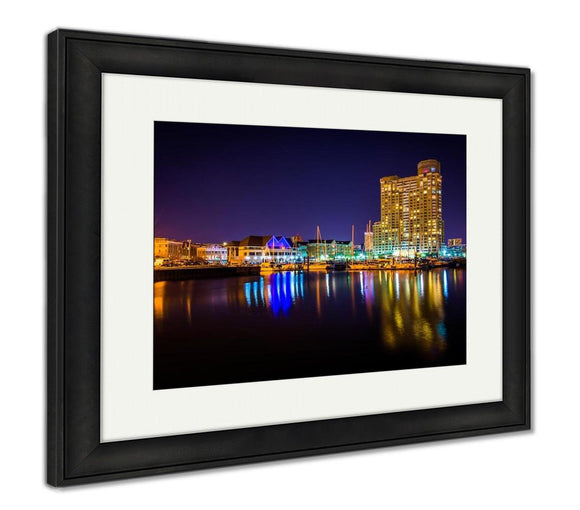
<box><xmin>154</xmin><ymin>269</ymin><xmax>466</xmax><ymax>389</ymax></box>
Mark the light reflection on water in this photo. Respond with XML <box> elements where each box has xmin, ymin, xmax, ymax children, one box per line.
<box><xmin>154</xmin><ymin>269</ymin><xmax>465</xmax><ymax>389</ymax></box>
<box><xmin>244</xmin><ymin>271</ymin><xmax>302</xmax><ymax>315</ymax></box>
<box><xmin>246</xmin><ymin>270</ymin><xmax>452</xmax><ymax>352</ymax></box>
<box><xmin>155</xmin><ymin>269</ymin><xmax>463</xmax><ymax>350</ymax></box>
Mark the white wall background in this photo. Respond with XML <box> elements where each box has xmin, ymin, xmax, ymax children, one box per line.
<box><xmin>0</xmin><ymin>1</ymin><xmax>577</xmax><ymax>507</ymax></box>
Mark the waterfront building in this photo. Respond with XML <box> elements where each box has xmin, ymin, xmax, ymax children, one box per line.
<box><xmin>296</xmin><ymin>242</ymin><xmax>309</xmax><ymax>261</ymax></box>
<box><xmin>263</xmin><ymin>236</ymin><xmax>299</xmax><ymax>262</ymax></box>
<box><xmin>196</xmin><ymin>243</ymin><xmax>228</xmax><ymax>263</ymax></box>
<box><xmin>224</xmin><ymin>240</ymin><xmax>241</xmax><ymax>263</ymax></box>
<box><xmin>354</xmin><ymin>244</ymin><xmax>365</xmax><ymax>259</ymax></box>
<box><xmin>154</xmin><ymin>237</ymin><xmax>192</xmax><ymax>260</ymax></box>
<box><xmin>372</xmin><ymin>159</ymin><xmax>444</xmax><ymax>257</ymax></box>
<box><xmin>181</xmin><ymin>240</ymin><xmax>193</xmax><ymax>259</ymax></box>
<box><xmin>442</xmin><ymin>239</ymin><xmax>466</xmax><ymax>258</ymax></box>
<box><xmin>225</xmin><ymin>235</ymin><xmax>300</xmax><ymax>264</ymax></box>
<box><xmin>306</xmin><ymin>239</ymin><xmax>353</xmax><ymax>261</ymax></box>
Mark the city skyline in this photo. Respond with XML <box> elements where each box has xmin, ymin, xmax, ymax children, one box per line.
<box><xmin>154</xmin><ymin>122</ymin><xmax>466</xmax><ymax>245</ymax></box>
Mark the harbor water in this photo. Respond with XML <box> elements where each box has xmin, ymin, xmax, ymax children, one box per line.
<box><xmin>154</xmin><ymin>268</ymin><xmax>466</xmax><ymax>389</ymax></box>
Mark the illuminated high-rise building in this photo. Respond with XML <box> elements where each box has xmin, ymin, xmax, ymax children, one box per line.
<box><xmin>372</xmin><ymin>159</ymin><xmax>444</xmax><ymax>257</ymax></box>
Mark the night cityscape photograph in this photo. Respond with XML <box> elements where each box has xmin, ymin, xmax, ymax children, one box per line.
<box><xmin>153</xmin><ymin>121</ymin><xmax>467</xmax><ymax>390</ymax></box>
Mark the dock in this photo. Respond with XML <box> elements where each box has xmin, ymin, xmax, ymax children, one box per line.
<box><xmin>154</xmin><ymin>265</ymin><xmax>260</xmax><ymax>282</ymax></box>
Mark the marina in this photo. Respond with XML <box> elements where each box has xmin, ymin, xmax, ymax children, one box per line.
<box><xmin>154</xmin><ymin>258</ymin><xmax>465</xmax><ymax>281</ymax></box>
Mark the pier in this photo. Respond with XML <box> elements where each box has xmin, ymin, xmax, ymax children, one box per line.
<box><xmin>154</xmin><ymin>265</ymin><xmax>260</xmax><ymax>282</ymax></box>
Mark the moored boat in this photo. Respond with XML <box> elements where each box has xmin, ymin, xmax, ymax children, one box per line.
<box><xmin>348</xmin><ymin>262</ymin><xmax>373</xmax><ymax>271</ymax></box>
<box><xmin>260</xmin><ymin>262</ymin><xmax>282</xmax><ymax>273</ymax></box>
<box><xmin>307</xmin><ymin>261</ymin><xmax>328</xmax><ymax>271</ymax></box>
<box><xmin>384</xmin><ymin>261</ymin><xmax>416</xmax><ymax>270</ymax></box>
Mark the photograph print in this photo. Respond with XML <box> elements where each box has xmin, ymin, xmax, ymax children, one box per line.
<box><xmin>153</xmin><ymin>122</ymin><xmax>467</xmax><ymax>390</ymax></box>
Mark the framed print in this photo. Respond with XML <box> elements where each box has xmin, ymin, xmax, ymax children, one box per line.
<box><xmin>47</xmin><ymin>29</ymin><xmax>530</xmax><ymax>486</ymax></box>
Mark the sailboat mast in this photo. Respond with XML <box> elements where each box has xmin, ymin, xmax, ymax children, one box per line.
<box><xmin>316</xmin><ymin>225</ymin><xmax>320</xmax><ymax>261</ymax></box>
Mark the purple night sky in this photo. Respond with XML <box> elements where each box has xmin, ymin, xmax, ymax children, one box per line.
<box><xmin>154</xmin><ymin>122</ymin><xmax>466</xmax><ymax>245</ymax></box>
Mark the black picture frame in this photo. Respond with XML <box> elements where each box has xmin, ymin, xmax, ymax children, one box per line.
<box><xmin>47</xmin><ymin>29</ymin><xmax>530</xmax><ymax>486</ymax></box>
